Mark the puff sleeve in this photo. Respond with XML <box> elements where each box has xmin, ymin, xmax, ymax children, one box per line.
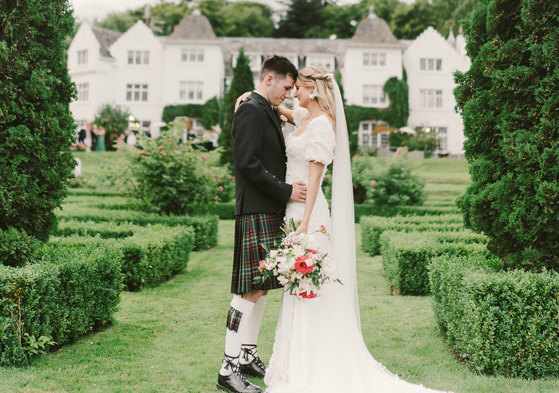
<box><xmin>292</xmin><ymin>107</ymin><xmax>309</xmax><ymax>127</ymax></box>
<box><xmin>304</xmin><ymin>117</ymin><xmax>336</xmax><ymax>165</ymax></box>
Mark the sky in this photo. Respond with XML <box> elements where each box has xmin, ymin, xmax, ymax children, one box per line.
<box><xmin>70</xmin><ymin>0</ymin><xmax>414</xmax><ymax>22</ymax></box>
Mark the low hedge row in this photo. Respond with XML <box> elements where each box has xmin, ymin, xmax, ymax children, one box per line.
<box><xmin>429</xmin><ymin>255</ymin><xmax>559</xmax><ymax>379</ymax></box>
<box><xmin>54</xmin><ymin>224</ymin><xmax>195</xmax><ymax>291</ymax></box>
<box><xmin>63</xmin><ymin>196</ymin><xmax>129</xmax><ymax>205</ymax></box>
<box><xmin>361</xmin><ymin>214</ymin><xmax>463</xmax><ymax>256</ymax></box>
<box><xmin>0</xmin><ymin>244</ymin><xmax>122</xmax><ymax>366</ymax></box>
<box><xmin>379</xmin><ymin>230</ymin><xmax>489</xmax><ymax>295</ymax></box>
<box><xmin>208</xmin><ymin>201</ymin><xmax>235</xmax><ymax>220</ymax></box>
<box><xmin>66</xmin><ymin>189</ymin><xmax>122</xmax><ymax>197</ymax></box>
<box><xmin>57</xmin><ymin>206</ymin><xmax>218</xmax><ymax>250</ymax></box>
<box><xmin>354</xmin><ymin>203</ymin><xmax>460</xmax><ymax>221</ymax></box>
<box><xmin>55</xmin><ymin>220</ymin><xmax>136</xmax><ymax>238</ymax></box>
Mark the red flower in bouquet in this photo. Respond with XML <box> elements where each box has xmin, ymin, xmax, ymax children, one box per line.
<box><xmin>307</xmin><ymin>249</ymin><xmax>318</xmax><ymax>254</ymax></box>
<box><xmin>295</xmin><ymin>256</ymin><xmax>314</xmax><ymax>275</ymax></box>
<box><xmin>301</xmin><ymin>291</ymin><xmax>318</xmax><ymax>299</ymax></box>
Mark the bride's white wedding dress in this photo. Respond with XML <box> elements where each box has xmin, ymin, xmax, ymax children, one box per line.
<box><xmin>264</xmin><ymin>106</ymin><xmax>450</xmax><ymax>393</ymax></box>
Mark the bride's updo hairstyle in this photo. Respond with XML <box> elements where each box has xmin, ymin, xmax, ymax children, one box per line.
<box><xmin>298</xmin><ymin>66</ymin><xmax>336</xmax><ymax>122</ymax></box>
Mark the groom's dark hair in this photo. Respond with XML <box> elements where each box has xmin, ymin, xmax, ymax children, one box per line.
<box><xmin>260</xmin><ymin>55</ymin><xmax>298</xmax><ymax>82</ymax></box>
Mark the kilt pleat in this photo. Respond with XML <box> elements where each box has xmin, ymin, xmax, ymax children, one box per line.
<box><xmin>231</xmin><ymin>213</ymin><xmax>284</xmax><ymax>294</ymax></box>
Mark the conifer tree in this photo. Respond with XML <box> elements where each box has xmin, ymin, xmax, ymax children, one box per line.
<box><xmin>0</xmin><ymin>0</ymin><xmax>76</xmax><ymax>241</ymax></box>
<box><xmin>455</xmin><ymin>0</ymin><xmax>559</xmax><ymax>271</ymax></box>
<box><xmin>219</xmin><ymin>48</ymin><xmax>255</xmax><ymax>171</ymax></box>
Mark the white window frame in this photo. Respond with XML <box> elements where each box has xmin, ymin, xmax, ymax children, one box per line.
<box><xmin>420</xmin><ymin>58</ymin><xmax>442</xmax><ymax>71</ymax></box>
<box><xmin>419</xmin><ymin>89</ymin><xmax>443</xmax><ymax>108</ymax></box>
<box><xmin>380</xmin><ymin>133</ymin><xmax>389</xmax><ymax>148</ymax></box>
<box><xmin>77</xmin><ymin>50</ymin><xmax>88</xmax><ymax>65</ymax></box>
<box><xmin>127</xmin><ymin>50</ymin><xmax>150</xmax><ymax>65</ymax></box>
<box><xmin>363</xmin><ymin>85</ymin><xmax>386</xmax><ymax>106</ymax></box>
<box><xmin>363</xmin><ymin>52</ymin><xmax>386</xmax><ymax>67</ymax></box>
<box><xmin>77</xmin><ymin>82</ymin><xmax>89</xmax><ymax>101</ymax></box>
<box><xmin>126</xmin><ymin>83</ymin><xmax>149</xmax><ymax>102</ymax></box>
<box><xmin>181</xmin><ymin>48</ymin><xmax>205</xmax><ymax>63</ymax></box>
<box><xmin>179</xmin><ymin>81</ymin><xmax>203</xmax><ymax>102</ymax></box>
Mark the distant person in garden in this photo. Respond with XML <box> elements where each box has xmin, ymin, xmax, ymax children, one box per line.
<box><xmin>232</xmin><ymin>66</ymin><xmax>451</xmax><ymax>393</ymax></box>
<box><xmin>217</xmin><ymin>55</ymin><xmax>306</xmax><ymax>393</ymax></box>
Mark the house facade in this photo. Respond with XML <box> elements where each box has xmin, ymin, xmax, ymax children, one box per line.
<box><xmin>68</xmin><ymin>7</ymin><xmax>469</xmax><ymax>155</ymax></box>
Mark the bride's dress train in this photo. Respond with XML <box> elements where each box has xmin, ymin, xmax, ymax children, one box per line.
<box><xmin>264</xmin><ymin>108</ymin><xmax>450</xmax><ymax>393</ymax></box>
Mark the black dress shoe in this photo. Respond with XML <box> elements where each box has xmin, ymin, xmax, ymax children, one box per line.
<box><xmin>217</xmin><ymin>371</ymin><xmax>262</xmax><ymax>393</ymax></box>
<box><xmin>239</xmin><ymin>356</ymin><xmax>266</xmax><ymax>379</ymax></box>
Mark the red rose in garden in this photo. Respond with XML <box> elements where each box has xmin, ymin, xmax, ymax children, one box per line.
<box><xmin>295</xmin><ymin>256</ymin><xmax>314</xmax><ymax>275</ymax></box>
<box><xmin>301</xmin><ymin>291</ymin><xmax>317</xmax><ymax>299</ymax></box>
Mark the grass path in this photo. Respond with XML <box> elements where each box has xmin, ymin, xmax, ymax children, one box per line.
<box><xmin>1</xmin><ymin>221</ymin><xmax>557</xmax><ymax>392</ymax></box>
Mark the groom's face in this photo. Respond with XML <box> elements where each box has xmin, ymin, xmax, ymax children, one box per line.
<box><xmin>267</xmin><ymin>74</ymin><xmax>295</xmax><ymax>107</ymax></box>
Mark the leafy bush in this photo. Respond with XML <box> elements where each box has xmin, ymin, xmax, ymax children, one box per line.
<box><xmin>93</xmin><ymin>104</ymin><xmax>130</xmax><ymax>151</ymax></box>
<box><xmin>379</xmin><ymin>230</ymin><xmax>489</xmax><ymax>295</ymax></box>
<box><xmin>56</xmin><ymin>206</ymin><xmax>218</xmax><ymax>250</ymax></box>
<box><xmin>360</xmin><ymin>214</ymin><xmax>464</xmax><ymax>256</ymax></box>
<box><xmin>369</xmin><ymin>158</ymin><xmax>426</xmax><ymax>208</ymax></box>
<box><xmin>0</xmin><ymin>0</ymin><xmax>76</xmax><ymax>241</ymax></box>
<box><xmin>124</xmin><ymin>130</ymin><xmax>229</xmax><ymax>215</ymax></box>
<box><xmin>0</xmin><ymin>243</ymin><xmax>122</xmax><ymax>366</ymax></box>
<box><xmin>0</xmin><ymin>228</ymin><xmax>43</xmax><ymax>267</ymax></box>
<box><xmin>429</xmin><ymin>254</ymin><xmax>559</xmax><ymax>378</ymax></box>
<box><xmin>454</xmin><ymin>0</ymin><xmax>559</xmax><ymax>271</ymax></box>
<box><xmin>54</xmin><ymin>224</ymin><xmax>195</xmax><ymax>291</ymax></box>
<box><xmin>208</xmin><ymin>201</ymin><xmax>236</xmax><ymax>220</ymax></box>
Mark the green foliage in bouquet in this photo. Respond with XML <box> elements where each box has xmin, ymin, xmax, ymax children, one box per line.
<box><xmin>122</xmin><ymin>128</ymin><xmax>229</xmax><ymax>216</ymax></box>
<box><xmin>0</xmin><ymin>0</ymin><xmax>76</xmax><ymax>241</ymax></box>
<box><xmin>454</xmin><ymin>0</ymin><xmax>559</xmax><ymax>271</ymax></box>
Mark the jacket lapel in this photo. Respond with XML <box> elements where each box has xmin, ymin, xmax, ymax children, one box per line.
<box><xmin>250</xmin><ymin>92</ymin><xmax>285</xmax><ymax>150</ymax></box>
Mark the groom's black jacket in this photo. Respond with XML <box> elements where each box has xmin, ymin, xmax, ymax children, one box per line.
<box><xmin>232</xmin><ymin>92</ymin><xmax>292</xmax><ymax>216</ymax></box>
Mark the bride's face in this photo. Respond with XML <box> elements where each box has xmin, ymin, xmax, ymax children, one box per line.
<box><xmin>294</xmin><ymin>81</ymin><xmax>313</xmax><ymax>108</ymax></box>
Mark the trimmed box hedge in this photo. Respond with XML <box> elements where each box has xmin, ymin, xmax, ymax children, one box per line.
<box><xmin>379</xmin><ymin>230</ymin><xmax>489</xmax><ymax>295</ymax></box>
<box><xmin>0</xmin><ymin>244</ymin><xmax>123</xmax><ymax>366</ymax></box>
<box><xmin>57</xmin><ymin>205</ymin><xmax>218</xmax><ymax>250</ymax></box>
<box><xmin>360</xmin><ymin>214</ymin><xmax>464</xmax><ymax>256</ymax></box>
<box><xmin>55</xmin><ymin>220</ymin><xmax>137</xmax><ymax>239</ymax></box>
<box><xmin>429</xmin><ymin>255</ymin><xmax>559</xmax><ymax>379</ymax></box>
<box><xmin>354</xmin><ymin>203</ymin><xmax>460</xmax><ymax>221</ymax></box>
<box><xmin>208</xmin><ymin>201</ymin><xmax>235</xmax><ymax>220</ymax></box>
<box><xmin>54</xmin><ymin>224</ymin><xmax>195</xmax><ymax>291</ymax></box>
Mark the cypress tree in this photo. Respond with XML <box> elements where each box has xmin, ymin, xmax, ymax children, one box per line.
<box><xmin>219</xmin><ymin>48</ymin><xmax>254</xmax><ymax>171</ymax></box>
<box><xmin>0</xmin><ymin>0</ymin><xmax>76</xmax><ymax>241</ymax></box>
<box><xmin>455</xmin><ymin>0</ymin><xmax>559</xmax><ymax>271</ymax></box>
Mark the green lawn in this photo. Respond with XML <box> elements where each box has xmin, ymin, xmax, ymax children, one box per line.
<box><xmin>1</xmin><ymin>220</ymin><xmax>557</xmax><ymax>392</ymax></box>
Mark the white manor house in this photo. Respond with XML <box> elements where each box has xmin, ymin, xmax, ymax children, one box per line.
<box><xmin>68</xmin><ymin>8</ymin><xmax>470</xmax><ymax>156</ymax></box>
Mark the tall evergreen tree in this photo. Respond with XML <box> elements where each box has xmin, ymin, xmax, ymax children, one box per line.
<box><xmin>219</xmin><ymin>48</ymin><xmax>255</xmax><ymax>171</ymax></box>
<box><xmin>455</xmin><ymin>0</ymin><xmax>559</xmax><ymax>271</ymax></box>
<box><xmin>0</xmin><ymin>0</ymin><xmax>76</xmax><ymax>241</ymax></box>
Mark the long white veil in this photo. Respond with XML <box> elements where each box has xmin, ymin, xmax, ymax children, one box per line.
<box><xmin>330</xmin><ymin>79</ymin><xmax>361</xmax><ymax>330</ymax></box>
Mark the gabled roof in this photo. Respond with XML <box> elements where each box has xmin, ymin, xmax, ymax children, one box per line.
<box><xmin>168</xmin><ymin>9</ymin><xmax>217</xmax><ymax>41</ymax></box>
<box><xmin>351</xmin><ymin>7</ymin><xmax>399</xmax><ymax>45</ymax></box>
<box><xmin>91</xmin><ymin>26</ymin><xmax>122</xmax><ymax>57</ymax></box>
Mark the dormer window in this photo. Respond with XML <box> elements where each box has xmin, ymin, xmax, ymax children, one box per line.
<box><xmin>420</xmin><ymin>58</ymin><xmax>442</xmax><ymax>71</ymax></box>
<box><xmin>128</xmin><ymin>51</ymin><xmax>150</xmax><ymax>65</ymax></box>
<box><xmin>363</xmin><ymin>52</ymin><xmax>386</xmax><ymax>67</ymax></box>
<box><xmin>181</xmin><ymin>49</ymin><xmax>205</xmax><ymax>63</ymax></box>
<box><xmin>77</xmin><ymin>50</ymin><xmax>88</xmax><ymax>65</ymax></box>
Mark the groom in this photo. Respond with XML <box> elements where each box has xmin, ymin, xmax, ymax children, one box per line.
<box><xmin>217</xmin><ymin>55</ymin><xmax>304</xmax><ymax>393</ymax></box>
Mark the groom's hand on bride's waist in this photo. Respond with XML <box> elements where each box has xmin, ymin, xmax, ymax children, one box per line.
<box><xmin>289</xmin><ymin>181</ymin><xmax>307</xmax><ymax>203</ymax></box>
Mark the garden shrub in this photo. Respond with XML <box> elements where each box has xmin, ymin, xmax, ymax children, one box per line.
<box><xmin>54</xmin><ymin>224</ymin><xmax>195</xmax><ymax>291</ymax></box>
<box><xmin>0</xmin><ymin>243</ymin><xmax>122</xmax><ymax>366</ymax></box>
<box><xmin>360</xmin><ymin>214</ymin><xmax>464</xmax><ymax>256</ymax></box>
<box><xmin>354</xmin><ymin>203</ymin><xmax>459</xmax><ymax>222</ymax></box>
<box><xmin>0</xmin><ymin>0</ymin><xmax>76</xmax><ymax>241</ymax></box>
<box><xmin>0</xmin><ymin>228</ymin><xmax>43</xmax><ymax>267</ymax></box>
<box><xmin>56</xmin><ymin>206</ymin><xmax>218</xmax><ymax>250</ymax></box>
<box><xmin>369</xmin><ymin>158</ymin><xmax>426</xmax><ymax>208</ymax></box>
<box><xmin>379</xmin><ymin>230</ymin><xmax>489</xmax><ymax>295</ymax></box>
<box><xmin>208</xmin><ymin>201</ymin><xmax>236</xmax><ymax>220</ymax></box>
<box><xmin>429</xmin><ymin>254</ymin><xmax>559</xmax><ymax>378</ymax></box>
<box><xmin>55</xmin><ymin>220</ymin><xmax>136</xmax><ymax>239</ymax></box>
<box><xmin>455</xmin><ymin>0</ymin><xmax>559</xmax><ymax>271</ymax></box>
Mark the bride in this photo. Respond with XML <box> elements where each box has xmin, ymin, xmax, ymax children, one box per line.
<box><xmin>261</xmin><ymin>66</ymin><xmax>451</xmax><ymax>393</ymax></box>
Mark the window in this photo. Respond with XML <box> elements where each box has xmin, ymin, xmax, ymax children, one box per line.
<box><xmin>307</xmin><ymin>55</ymin><xmax>335</xmax><ymax>72</ymax></box>
<box><xmin>362</xmin><ymin>134</ymin><xmax>370</xmax><ymax>145</ymax></box>
<box><xmin>126</xmin><ymin>83</ymin><xmax>149</xmax><ymax>102</ymax></box>
<box><xmin>179</xmin><ymin>81</ymin><xmax>203</xmax><ymax>102</ymax></box>
<box><xmin>77</xmin><ymin>83</ymin><xmax>89</xmax><ymax>101</ymax></box>
<box><xmin>363</xmin><ymin>52</ymin><xmax>386</xmax><ymax>67</ymax></box>
<box><xmin>435</xmin><ymin>127</ymin><xmax>448</xmax><ymax>150</ymax></box>
<box><xmin>77</xmin><ymin>50</ymin><xmax>88</xmax><ymax>65</ymax></box>
<box><xmin>362</xmin><ymin>123</ymin><xmax>369</xmax><ymax>131</ymax></box>
<box><xmin>420</xmin><ymin>89</ymin><xmax>443</xmax><ymax>108</ymax></box>
<box><xmin>380</xmin><ymin>133</ymin><xmax>388</xmax><ymax>148</ymax></box>
<box><xmin>420</xmin><ymin>58</ymin><xmax>442</xmax><ymax>71</ymax></box>
<box><xmin>128</xmin><ymin>51</ymin><xmax>150</xmax><ymax>65</ymax></box>
<box><xmin>363</xmin><ymin>85</ymin><xmax>386</xmax><ymax>106</ymax></box>
<box><xmin>371</xmin><ymin>134</ymin><xmax>378</xmax><ymax>147</ymax></box>
<box><xmin>181</xmin><ymin>48</ymin><xmax>205</xmax><ymax>63</ymax></box>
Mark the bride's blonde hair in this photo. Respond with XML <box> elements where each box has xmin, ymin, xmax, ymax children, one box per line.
<box><xmin>298</xmin><ymin>66</ymin><xmax>336</xmax><ymax>123</ymax></box>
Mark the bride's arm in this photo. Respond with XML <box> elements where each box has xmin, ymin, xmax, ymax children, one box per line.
<box><xmin>277</xmin><ymin>106</ymin><xmax>295</xmax><ymax>125</ymax></box>
<box><xmin>294</xmin><ymin>161</ymin><xmax>324</xmax><ymax>235</ymax></box>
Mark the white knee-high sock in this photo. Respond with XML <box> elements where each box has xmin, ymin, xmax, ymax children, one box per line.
<box><xmin>220</xmin><ymin>294</ymin><xmax>255</xmax><ymax>376</ymax></box>
<box><xmin>240</xmin><ymin>296</ymin><xmax>266</xmax><ymax>365</ymax></box>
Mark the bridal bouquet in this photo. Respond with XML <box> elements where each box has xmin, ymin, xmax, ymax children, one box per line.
<box><xmin>253</xmin><ymin>220</ymin><xmax>341</xmax><ymax>299</ymax></box>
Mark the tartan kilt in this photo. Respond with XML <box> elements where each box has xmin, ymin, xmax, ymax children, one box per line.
<box><xmin>231</xmin><ymin>213</ymin><xmax>284</xmax><ymax>294</ymax></box>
